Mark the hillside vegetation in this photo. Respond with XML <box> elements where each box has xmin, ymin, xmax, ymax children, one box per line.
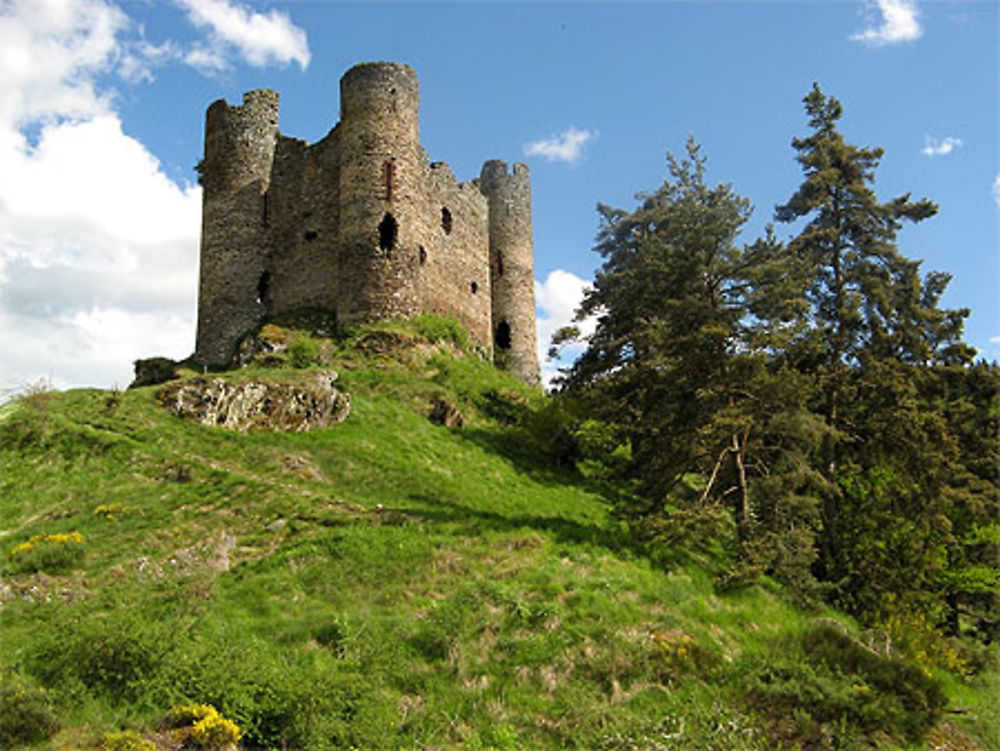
<box><xmin>1</xmin><ymin>317</ymin><xmax>996</xmax><ymax>750</ymax></box>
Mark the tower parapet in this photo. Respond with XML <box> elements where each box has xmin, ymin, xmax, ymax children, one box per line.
<box><xmin>479</xmin><ymin>161</ymin><xmax>540</xmax><ymax>386</ymax></box>
<box><xmin>196</xmin><ymin>90</ymin><xmax>279</xmax><ymax>364</ymax></box>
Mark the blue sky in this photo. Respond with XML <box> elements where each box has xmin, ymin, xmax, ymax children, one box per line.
<box><xmin>0</xmin><ymin>0</ymin><xmax>996</xmax><ymax>390</ymax></box>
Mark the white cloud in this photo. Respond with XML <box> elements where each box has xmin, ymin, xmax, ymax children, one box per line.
<box><xmin>534</xmin><ymin>269</ymin><xmax>597</xmax><ymax>388</ymax></box>
<box><xmin>850</xmin><ymin>0</ymin><xmax>923</xmax><ymax>46</ymax></box>
<box><xmin>0</xmin><ymin>0</ymin><xmax>201</xmax><ymax>392</ymax></box>
<box><xmin>993</xmin><ymin>173</ymin><xmax>1000</xmax><ymax>208</ymax></box>
<box><xmin>0</xmin><ymin>0</ymin><xmax>126</xmax><ymax>129</ymax></box>
<box><xmin>524</xmin><ymin>126</ymin><xmax>596</xmax><ymax>165</ymax></box>
<box><xmin>173</xmin><ymin>0</ymin><xmax>310</xmax><ymax>70</ymax></box>
<box><xmin>921</xmin><ymin>135</ymin><xmax>962</xmax><ymax>157</ymax></box>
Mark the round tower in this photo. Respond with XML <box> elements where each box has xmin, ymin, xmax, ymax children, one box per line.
<box><xmin>336</xmin><ymin>62</ymin><xmax>425</xmax><ymax>324</ymax></box>
<box><xmin>480</xmin><ymin>160</ymin><xmax>540</xmax><ymax>386</ymax></box>
<box><xmin>195</xmin><ymin>89</ymin><xmax>279</xmax><ymax>365</ymax></box>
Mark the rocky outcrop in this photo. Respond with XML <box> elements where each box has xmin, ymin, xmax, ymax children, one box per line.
<box><xmin>158</xmin><ymin>372</ymin><xmax>350</xmax><ymax>432</ymax></box>
<box><xmin>130</xmin><ymin>357</ymin><xmax>180</xmax><ymax>388</ymax></box>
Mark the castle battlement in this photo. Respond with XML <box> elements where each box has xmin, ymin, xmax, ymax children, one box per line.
<box><xmin>194</xmin><ymin>62</ymin><xmax>539</xmax><ymax>386</ymax></box>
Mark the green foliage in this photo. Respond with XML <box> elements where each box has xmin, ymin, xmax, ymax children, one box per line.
<box><xmin>287</xmin><ymin>335</ymin><xmax>320</xmax><ymax>368</ymax></box>
<box><xmin>750</xmin><ymin>623</ymin><xmax>946</xmax><ymax>745</ymax></box>
<box><xmin>408</xmin><ymin>313</ymin><xmax>470</xmax><ymax>350</ymax></box>
<box><xmin>101</xmin><ymin>729</ymin><xmax>156</xmax><ymax>751</ymax></box>
<box><xmin>0</xmin><ymin>673</ymin><xmax>59</xmax><ymax>747</ymax></box>
<box><xmin>30</xmin><ymin>605</ymin><xmax>179</xmax><ymax>703</ymax></box>
<box><xmin>6</xmin><ymin>532</ymin><xmax>85</xmax><ymax>574</ymax></box>
<box><xmin>0</xmin><ymin>246</ymin><xmax>995</xmax><ymax>750</ymax></box>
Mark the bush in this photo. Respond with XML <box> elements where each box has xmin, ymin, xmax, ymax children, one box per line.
<box><xmin>190</xmin><ymin>712</ymin><xmax>242</xmax><ymax>748</ymax></box>
<box><xmin>28</xmin><ymin>608</ymin><xmax>367</xmax><ymax>749</ymax></box>
<box><xmin>30</xmin><ymin>607</ymin><xmax>176</xmax><ymax>702</ymax></box>
<box><xmin>409</xmin><ymin>313</ymin><xmax>469</xmax><ymax>350</ymax></box>
<box><xmin>163</xmin><ymin>704</ymin><xmax>241</xmax><ymax>749</ymax></box>
<box><xmin>0</xmin><ymin>674</ymin><xmax>59</xmax><ymax>747</ymax></box>
<box><xmin>163</xmin><ymin>631</ymin><xmax>362</xmax><ymax>749</ymax></box>
<box><xmin>7</xmin><ymin>531</ymin><xmax>85</xmax><ymax>574</ymax></box>
<box><xmin>101</xmin><ymin>729</ymin><xmax>156</xmax><ymax>751</ymax></box>
<box><xmin>288</xmin><ymin>336</ymin><xmax>320</xmax><ymax>368</ymax></box>
<box><xmin>163</xmin><ymin>703</ymin><xmax>218</xmax><ymax>728</ymax></box>
<box><xmin>749</xmin><ymin>623</ymin><xmax>946</xmax><ymax>746</ymax></box>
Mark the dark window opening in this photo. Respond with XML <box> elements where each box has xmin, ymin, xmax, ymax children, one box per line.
<box><xmin>418</xmin><ymin>246</ymin><xmax>427</xmax><ymax>265</ymax></box>
<box><xmin>470</xmin><ymin>281</ymin><xmax>478</xmax><ymax>294</ymax></box>
<box><xmin>383</xmin><ymin>160</ymin><xmax>395</xmax><ymax>201</ymax></box>
<box><xmin>495</xmin><ymin>249</ymin><xmax>504</xmax><ymax>277</ymax></box>
<box><xmin>441</xmin><ymin>206</ymin><xmax>452</xmax><ymax>234</ymax></box>
<box><xmin>262</xmin><ymin>192</ymin><xmax>269</xmax><ymax>228</ymax></box>
<box><xmin>379</xmin><ymin>212</ymin><xmax>398</xmax><ymax>252</ymax></box>
<box><xmin>495</xmin><ymin>320</ymin><xmax>512</xmax><ymax>350</ymax></box>
<box><xmin>304</xmin><ymin>230</ymin><xmax>318</xmax><ymax>242</ymax></box>
<box><xmin>256</xmin><ymin>271</ymin><xmax>271</xmax><ymax>306</ymax></box>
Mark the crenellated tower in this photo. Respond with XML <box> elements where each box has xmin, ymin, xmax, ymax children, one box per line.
<box><xmin>480</xmin><ymin>161</ymin><xmax>540</xmax><ymax>386</ymax></box>
<box><xmin>195</xmin><ymin>89</ymin><xmax>279</xmax><ymax>364</ymax></box>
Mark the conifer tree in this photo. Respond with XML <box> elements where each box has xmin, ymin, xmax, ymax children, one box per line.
<box><xmin>558</xmin><ymin>139</ymin><xmax>753</xmax><ymax>513</ymax></box>
<box><xmin>776</xmin><ymin>84</ymin><xmax>979</xmax><ymax>623</ymax></box>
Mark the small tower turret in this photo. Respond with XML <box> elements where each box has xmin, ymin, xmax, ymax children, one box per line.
<box><xmin>195</xmin><ymin>89</ymin><xmax>279</xmax><ymax>365</ymax></box>
<box><xmin>480</xmin><ymin>161</ymin><xmax>540</xmax><ymax>386</ymax></box>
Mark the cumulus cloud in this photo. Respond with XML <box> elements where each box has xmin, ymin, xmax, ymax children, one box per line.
<box><xmin>0</xmin><ymin>0</ymin><xmax>201</xmax><ymax>391</ymax></box>
<box><xmin>993</xmin><ymin>173</ymin><xmax>1000</xmax><ymax>208</ymax></box>
<box><xmin>921</xmin><ymin>135</ymin><xmax>963</xmax><ymax>157</ymax></box>
<box><xmin>173</xmin><ymin>0</ymin><xmax>310</xmax><ymax>70</ymax></box>
<box><xmin>524</xmin><ymin>126</ymin><xmax>596</xmax><ymax>165</ymax></box>
<box><xmin>851</xmin><ymin>0</ymin><xmax>923</xmax><ymax>46</ymax></box>
<box><xmin>0</xmin><ymin>0</ymin><xmax>126</xmax><ymax>129</ymax></box>
<box><xmin>534</xmin><ymin>269</ymin><xmax>597</xmax><ymax>388</ymax></box>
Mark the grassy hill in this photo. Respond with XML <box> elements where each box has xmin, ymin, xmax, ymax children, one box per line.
<box><xmin>1</xmin><ymin>318</ymin><xmax>996</xmax><ymax>750</ymax></box>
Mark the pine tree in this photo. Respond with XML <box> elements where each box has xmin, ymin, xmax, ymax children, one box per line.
<box><xmin>776</xmin><ymin>84</ymin><xmax>978</xmax><ymax>623</ymax></box>
<box><xmin>558</xmin><ymin>139</ymin><xmax>753</xmax><ymax>513</ymax></box>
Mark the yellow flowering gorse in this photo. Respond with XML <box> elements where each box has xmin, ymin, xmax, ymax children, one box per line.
<box><xmin>10</xmin><ymin>532</ymin><xmax>83</xmax><ymax>556</ymax></box>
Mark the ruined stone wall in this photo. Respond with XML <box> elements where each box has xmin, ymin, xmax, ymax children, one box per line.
<box><xmin>479</xmin><ymin>161</ymin><xmax>541</xmax><ymax>386</ymax></box>
<box><xmin>266</xmin><ymin>131</ymin><xmax>341</xmax><ymax>313</ymax></box>
<box><xmin>195</xmin><ymin>63</ymin><xmax>539</xmax><ymax>385</ymax></box>
<box><xmin>425</xmin><ymin>163</ymin><xmax>492</xmax><ymax>348</ymax></box>
<box><xmin>196</xmin><ymin>90</ymin><xmax>279</xmax><ymax>364</ymax></box>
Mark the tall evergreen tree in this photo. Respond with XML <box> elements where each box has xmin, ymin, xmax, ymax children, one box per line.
<box><xmin>776</xmin><ymin>84</ymin><xmax>979</xmax><ymax>623</ymax></box>
<box><xmin>556</xmin><ymin>142</ymin><xmax>825</xmax><ymax>589</ymax></box>
<box><xmin>558</xmin><ymin>139</ymin><xmax>753</xmax><ymax>513</ymax></box>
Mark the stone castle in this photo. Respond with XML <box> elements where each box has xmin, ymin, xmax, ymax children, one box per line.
<box><xmin>194</xmin><ymin>62</ymin><xmax>540</xmax><ymax>385</ymax></box>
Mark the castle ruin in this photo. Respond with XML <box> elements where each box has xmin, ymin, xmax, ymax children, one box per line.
<box><xmin>194</xmin><ymin>62</ymin><xmax>540</xmax><ymax>385</ymax></box>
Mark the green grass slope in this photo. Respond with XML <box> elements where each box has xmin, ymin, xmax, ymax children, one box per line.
<box><xmin>1</xmin><ymin>320</ymin><xmax>996</xmax><ymax>751</ymax></box>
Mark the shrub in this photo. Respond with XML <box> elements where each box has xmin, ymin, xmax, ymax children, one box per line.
<box><xmin>410</xmin><ymin>313</ymin><xmax>469</xmax><ymax>350</ymax></box>
<box><xmin>101</xmin><ymin>729</ymin><xmax>156</xmax><ymax>751</ymax></box>
<box><xmin>93</xmin><ymin>503</ymin><xmax>128</xmax><ymax>520</ymax></box>
<box><xmin>163</xmin><ymin>704</ymin><xmax>242</xmax><ymax>749</ymax></box>
<box><xmin>0</xmin><ymin>674</ymin><xmax>59</xmax><ymax>747</ymax></box>
<box><xmin>190</xmin><ymin>712</ymin><xmax>242</xmax><ymax>748</ymax></box>
<box><xmin>650</xmin><ymin>629</ymin><xmax>720</xmax><ymax>682</ymax></box>
<box><xmin>288</xmin><ymin>336</ymin><xmax>320</xmax><ymax>368</ymax></box>
<box><xmin>749</xmin><ymin>623</ymin><xmax>946</xmax><ymax>746</ymax></box>
<box><xmin>7</xmin><ymin>531</ymin><xmax>85</xmax><ymax>574</ymax></box>
<box><xmin>30</xmin><ymin>607</ymin><xmax>175</xmax><ymax>702</ymax></box>
<box><xmin>163</xmin><ymin>632</ymin><xmax>362</xmax><ymax>749</ymax></box>
<box><xmin>163</xmin><ymin>703</ymin><xmax>218</xmax><ymax>728</ymax></box>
